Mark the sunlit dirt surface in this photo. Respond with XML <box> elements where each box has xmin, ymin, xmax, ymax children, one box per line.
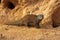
<box><xmin>0</xmin><ymin>0</ymin><xmax>60</xmax><ymax>40</ymax></box>
<box><xmin>0</xmin><ymin>24</ymin><xmax>60</xmax><ymax>40</ymax></box>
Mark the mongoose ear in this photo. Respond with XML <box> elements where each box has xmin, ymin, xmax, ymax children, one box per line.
<box><xmin>37</xmin><ymin>14</ymin><xmax>44</xmax><ymax>20</ymax></box>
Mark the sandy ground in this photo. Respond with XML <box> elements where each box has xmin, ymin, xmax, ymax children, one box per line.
<box><xmin>0</xmin><ymin>0</ymin><xmax>60</xmax><ymax>40</ymax></box>
<box><xmin>0</xmin><ymin>24</ymin><xmax>60</xmax><ymax>40</ymax></box>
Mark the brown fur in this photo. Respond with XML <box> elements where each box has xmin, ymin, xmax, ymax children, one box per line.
<box><xmin>6</xmin><ymin>14</ymin><xmax>44</xmax><ymax>28</ymax></box>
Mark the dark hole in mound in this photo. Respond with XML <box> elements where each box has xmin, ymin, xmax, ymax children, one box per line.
<box><xmin>52</xmin><ymin>23</ymin><xmax>59</xmax><ymax>28</ymax></box>
<box><xmin>0</xmin><ymin>0</ymin><xmax>1</xmax><ymax>3</ymax></box>
<box><xmin>7</xmin><ymin>2</ymin><xmax>15</xmax><ymax>9</ymax></box>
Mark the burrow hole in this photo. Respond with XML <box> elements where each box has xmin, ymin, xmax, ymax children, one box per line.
<box><xmin>0</xmin><ymin>0</ymin><xmax>1</xmax><ymax>3</ymax></box>
<box><xmin>52</xmin><ymin>22</ymin><xmax>59</xmax><ymax>28</ymax></box>
<box><xmin>7</xmin><ymin>2</ymin><xmax>15</xmax><ymax>9</ymax></box>
<box><xmin>53</xmin><ymin>24</ymin><xmax>58</xmax><ymax>28</ymax></box>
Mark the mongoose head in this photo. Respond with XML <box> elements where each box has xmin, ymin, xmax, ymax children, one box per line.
<box><xmin>37</xmin><ymin>14</ymin><xmax>44</xmax><ymax>21</ymax></box>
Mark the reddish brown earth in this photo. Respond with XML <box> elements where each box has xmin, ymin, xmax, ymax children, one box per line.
<box><xmin>0</xmin><ymin>0</ymin><xmax>60</xmax><ymax>40</ymax></box>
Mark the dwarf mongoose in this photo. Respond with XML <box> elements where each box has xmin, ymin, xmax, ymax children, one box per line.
<box><xmin>6</xmin><ymin>14</ymin><xmax>44</xmax><ymax>28</ymax></box>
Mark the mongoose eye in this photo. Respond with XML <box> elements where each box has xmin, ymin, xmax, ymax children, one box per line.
<box><xmin>37</xmin><ymin>14</ymin><xmax>44</xmax><ymax>20</ymax></box>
